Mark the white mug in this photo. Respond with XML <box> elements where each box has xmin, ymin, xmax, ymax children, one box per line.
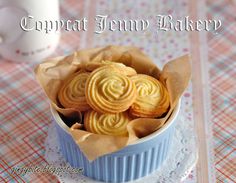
<box><xmin>0</xmin><ymin>0</ymin><xmax>60</xmax><ymax>62</ymax></box>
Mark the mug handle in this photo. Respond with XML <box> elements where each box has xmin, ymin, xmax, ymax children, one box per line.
<box><xmin>0</xmin><ymin>5</ymin><xmax>27</xmax><ymax>46</ymax></box>
<box><xmin>0</xmin><ymin>34</ymin><xmax>3</xmax><ymax>44</ymax></box>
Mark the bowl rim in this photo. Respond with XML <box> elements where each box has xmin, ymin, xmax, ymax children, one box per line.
<box><xmin>51</xmin><ymin>100</ymin><xmax>180</xmax><ymax>145</ymax></box>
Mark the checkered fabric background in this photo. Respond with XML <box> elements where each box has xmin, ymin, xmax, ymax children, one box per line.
<box><xmin>207</xmin><ymin>0</ymin><xmax>236</xmax><ymax>182</ymax></box>
<box><xmin>0</xmin><ymin>63</ymin><xmax>59</xmax><ymax>183</ymax></box>
<box><xmin>0</xmin><ymin>0</ymin><xmax>235</xmax><ymax>182</ymax></box>
<box><xmin>0</xmin><ymin>1</ymin><xmax>84</xmax><ymax>182</ymax></box>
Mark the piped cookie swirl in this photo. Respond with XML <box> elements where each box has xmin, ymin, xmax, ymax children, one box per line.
<box><xmin>130</xmin><ymin>74</ymin><xmax>170</xmax><ymax>118</ymax></box>
<box><xmin>85</xmin><ymin>66</ymin><xmax>137</xmax><ymax>114</ymax></box>
<box><xmin>84</xmin><ymin>110</ymin><xmax>131</xmax><ymax>136</ymax></box>
<box><xmin>58</xmin><ymin>72</ymin><xmax>91</xmax><ymax>111</ymax></box>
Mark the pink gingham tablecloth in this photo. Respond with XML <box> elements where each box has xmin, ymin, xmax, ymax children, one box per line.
<box><xmin>207</xmin><ymin>0</ymin><xmax>236</xmax><ymax>182</ymax></box>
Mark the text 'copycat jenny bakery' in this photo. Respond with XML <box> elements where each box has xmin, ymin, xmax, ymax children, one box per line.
<box><xmin>20</xmin><ymin>15</ymin><xmax>222</xmax><ymax>34</ymax></box>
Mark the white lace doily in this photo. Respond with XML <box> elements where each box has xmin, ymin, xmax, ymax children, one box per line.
<box><xmin>44</xmin><ymin>114</ymin><xmax>198</xmax><ymax>183</ymax></box>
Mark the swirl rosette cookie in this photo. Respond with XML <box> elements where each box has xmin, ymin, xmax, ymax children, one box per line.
<box><xmin>58</xmin><ymin>72</ymin><xmax>91</xmax><ymax>111</ymax></box>
<box><xmin>84</xmin><ymin>110</ymin><xmax>131</xmax><ymax>136</ymax></box>
<box><xmin>85</xmin><ymin>60</ymin><xmax>137</xmax><ymax>76</ymax></box>
<box><xmin>85</xmin><ymin>66</ymin><xmax>137</xmax><ymax>114</ymax></box>
<box><xmin>130</xmin><ymin>74</ymin><xmax>170</xmax><ymax>118</ymax></box>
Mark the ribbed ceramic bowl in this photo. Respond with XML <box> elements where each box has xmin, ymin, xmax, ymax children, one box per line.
<box><xmin>51</xmin><ymin>101</ymin><xmax>180</xmax><ymax>182</ymax></box>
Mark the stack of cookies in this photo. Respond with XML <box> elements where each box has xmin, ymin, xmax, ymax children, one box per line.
<box><xmin>58</xmin><ymin>61</ymin><xmax>170</xmax><ymax>136</ymax></box>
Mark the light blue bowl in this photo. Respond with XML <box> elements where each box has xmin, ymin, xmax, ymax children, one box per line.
<box><xmin>51</xmin><ymin>101</ymin><xmax>180</xmax><ymax>182</ymax></box>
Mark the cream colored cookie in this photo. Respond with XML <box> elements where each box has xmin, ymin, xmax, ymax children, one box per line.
<box><xmin>84</xmin><ymin>110</ymin><xmax>131</xmax><ymax>136</ymax></box>
<box><xmin>58</xmin><ymin>72</ymin><xmax>91</xmax><ymax>111</ymax></box>
<box><xmin>85</xmin><ymin>66</ymin><xmax>137</xmax><ymax>114</ymax></box>
<box><xmin>130</xmin><ymin>74</ymin><xmax>170</xmax><ymax>118</ymax></box>
<box><xmin>85</xmin><ymin>60</ymin><xmax>137</xmax><ymax>76</ymax></box>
